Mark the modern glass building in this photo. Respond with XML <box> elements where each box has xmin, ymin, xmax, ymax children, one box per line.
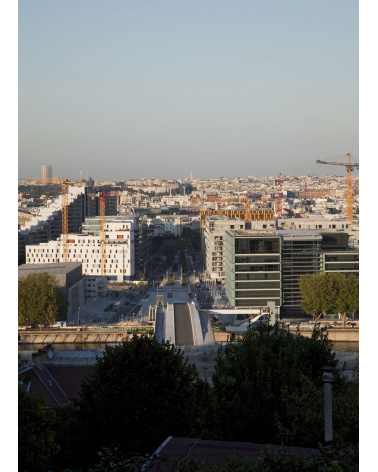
<box><xmin>224</xmin><ymin>229</ymin><xmax>359</xmax><ymax>316</ymax></box>
<box><xmin>225</xmin><ymin>230</ymin><xmax>282</xmax><ymax>309</ymax></box>
<box><xmin>278</xmin><ymin>231</ymin><xmax>323</xmax><ymax>316</ymax></box>
<box><xmin>322</xmin><ymin>252</ymin><xmax>359</xmax><ymax>273</ymax></box>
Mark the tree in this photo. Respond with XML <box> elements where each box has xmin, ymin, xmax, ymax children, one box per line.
<box><xmin>77</xmin><ymin>336</ymin><xmax>208</xmax><ymax>462</ymax></box>
<box><xmin>209</xmin><ymin>323</ymin><xmax>354</xmax><ymax>448</ymax></box>
<box><xmin>18</xmin><ymin>272</ymin><xmax>69</xmax><ymax>325</ymax></box>
<box><xmin>300</xmin><ymin>273</ymin><xmax>359</xmax><ymax>325</ymax></box>
<box><xmin>336</xmin><ymin>274</ymin><xmax>359</xmax><ymax>327</ymax></box>
<box><xmin>299</xmin><ymin>273</ymin><xmax>339</xmax><ymax>321</ymax></box>
<box><xmin>299</xmin><ymin>274</ymin><xmax>324</xmax><ymax>321</ymax></box>
<box><xmin>18</xmin><ymin>386</ymin><xmax>59</xmax><ymax>472</ymax></box>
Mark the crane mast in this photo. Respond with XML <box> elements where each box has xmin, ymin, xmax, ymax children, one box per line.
<box><xmin>315</xmin><ymin>153</ymin><xmax>359</xmax><ymax>226</ymax></box>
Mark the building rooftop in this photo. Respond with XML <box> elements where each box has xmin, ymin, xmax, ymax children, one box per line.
<box><xmin>18</xmin><ymin>262</ymin><xmax>82</xmax><ymax>277</ymax></box>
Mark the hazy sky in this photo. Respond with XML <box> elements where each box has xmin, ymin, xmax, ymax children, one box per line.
<box><xmin>18</xmin><ymin>0</ymin><xmax>359</xmax><ymax>180</ymax></box>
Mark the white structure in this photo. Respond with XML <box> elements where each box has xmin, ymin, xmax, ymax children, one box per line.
<box><xmin>25</xmin><ymin>218</ymin><xmax>135</xmax><ymax>282</ymax></box>
<box><xmin>204</xmin><ymin>216</ymin><xmax>245</xmax><ymax>281</ymax></box>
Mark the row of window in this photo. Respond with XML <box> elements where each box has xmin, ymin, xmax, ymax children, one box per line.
<box><xmin>235</xmin><ymin>290</ymin><xmax>281</xmax><ymax>298</ymax></box>
<box><xmin>235</xmin><ymin>282</ymin><xmax>280</xmax><ymax>289</ymax></box>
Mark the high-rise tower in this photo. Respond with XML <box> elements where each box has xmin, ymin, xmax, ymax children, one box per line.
<box><xmin>41</xmin><ymin>165</ymin><xmax>52</xmax><ymax>183</ymax></box>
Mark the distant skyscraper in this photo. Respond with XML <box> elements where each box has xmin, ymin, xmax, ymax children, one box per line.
<box><xmin>41</xmin><ymin>165</ymin><xmax>52</xmax><ymax>183</ymax></box>
<box><xmin>190</xmin><ymin>171</ymin><xmax>194</xmax><ymax>180</ymax></box>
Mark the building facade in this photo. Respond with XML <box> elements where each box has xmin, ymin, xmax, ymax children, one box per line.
<box><xmin>25</xmin><ymin>218</ymin><xmax>135</xmax><ymax>282</ymax></box>
<box><xmin>18</xmin><ymin>181</ymin><xmax>97</xmax><ymax>265</ymax></box>
<box><xmin>278</xmin><ymin>231</ymin><xmax>323</xmax><ymax>316</ymax></box>
<box><xmin>224</xmin><ymin>229</ymin><xmax>359</xmax><ymax>316</ymax></box>
<box><xmin>225</xmin><ymin>230</ymin><xmax>282</xmax><ymax>311</ymax></box>
<box><xmin>204</xmin><ymin>216</ymin><xmax>245</xmax><ymax>281</ymax></box>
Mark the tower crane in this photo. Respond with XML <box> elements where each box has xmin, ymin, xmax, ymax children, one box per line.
<box><xmin>61</xmin><ymin>180</ymin><xmax>86</xmax><ymax>262</ymax></box>
<box><xmin>315</xmin><ymin>153</ymin><xmax>359</xmax><ymax>224</ymax></box>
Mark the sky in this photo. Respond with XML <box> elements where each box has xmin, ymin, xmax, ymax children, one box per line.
<box><xmin>17</xmin><ymin>0</ymin><xmax>359</xmax><ymax>181</ymax></box>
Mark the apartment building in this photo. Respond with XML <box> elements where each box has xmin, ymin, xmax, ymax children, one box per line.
<box><xmin>26</xmin><ymin>218</ymin><xmax>135</xmax><ymax>282</ymax></box>
<box><xmin>18</xmin><ymin>181</ymin><xmax>97</xmax><ymax>264</ymax></box>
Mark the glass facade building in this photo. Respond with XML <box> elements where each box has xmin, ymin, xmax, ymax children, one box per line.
<box><xmin>224</xmin><ymin>229</ymin><xmax>359</xmax><ymax>316</ymax></box>
<box><xmin>225</xmin><ymin>230</ymin><xmax>281</xmax><ymax>309</ymax></box>
<box><xmin>323</xmin><ymin>251</ymin><xmax>359</xmax><ymax>273</ymax></box>
<box><xmin>278</xmin><ymin>231</ymin><xmax>323</xmax><ymax>316</ymax></box>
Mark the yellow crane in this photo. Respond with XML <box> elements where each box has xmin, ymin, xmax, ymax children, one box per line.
<box><xmin>315</xmin><ymin>153</ymin><xmax>359</xmax><ymax>225</ymax></box>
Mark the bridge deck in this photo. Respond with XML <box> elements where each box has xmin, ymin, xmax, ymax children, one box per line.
<box><xmin>174</xmin><ymin>304</ymin><xmax>194</xmax><ymax>347</ymax></box>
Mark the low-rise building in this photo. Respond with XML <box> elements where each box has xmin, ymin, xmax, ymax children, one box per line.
<box><xmin>18</xmin><ymin>262</ymin><xmax>85</xmax><ymax>320</ymax></box>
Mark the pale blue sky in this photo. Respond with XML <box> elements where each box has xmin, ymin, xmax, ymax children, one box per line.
<box><xmin>18</xmin><ymin>0</ymin><xmax>359</xmax><ymax>180</ymax></box>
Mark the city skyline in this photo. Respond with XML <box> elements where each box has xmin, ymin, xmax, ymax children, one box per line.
<box><xmin>18</xmin><ymin>1</ymin><xmax>358</xmax><ymax>180</ymax></box>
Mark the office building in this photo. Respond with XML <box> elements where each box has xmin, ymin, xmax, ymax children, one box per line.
<box><xmin>224</xmin><ymin>229</ymin><xmax>358</xmax><ymax>316</ymax></box>
<box><xmin>278</xmin><ymin>231</ymin><xmax>323</xmax><ymax>316</ymax></box>
<box><xmin>225</xmin><ymin>230</ymin><xmax>282</xmax><ymax>311</ymax></box>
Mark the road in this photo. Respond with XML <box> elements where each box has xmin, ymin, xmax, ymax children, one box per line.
<box><xmin>174</xmin><ymin>303</ymin><xmax>194</xmax><ymax>346</ymax></box>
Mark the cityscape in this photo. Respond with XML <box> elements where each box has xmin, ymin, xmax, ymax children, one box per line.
<box><xmin>18</xmin><ymin>162</ymin><xmax>359</xmax><ymax>470</ymax></box>
<box><xmin>16</xmin><ymin>1</ymin><xmax>362</xmax><ymax>471</ymax></box>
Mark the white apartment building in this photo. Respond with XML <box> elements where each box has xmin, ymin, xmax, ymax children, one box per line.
<box><xmin>26</xmin><ymin>219</ymin><xmax>135</xmax><ymax>282</ymax></box>
<box><xmin>204</xmin><ymin>216</ymin><xmax>245</xmax><ymax>281</ymax></box>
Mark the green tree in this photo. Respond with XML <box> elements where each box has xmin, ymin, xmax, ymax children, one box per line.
<box><xmin>77</xmin><ymin>336</ymin><xmax>208</xmax><ymax>463</ymax></box>
<box><xmin>299</xmin><ymin>274</ymin><xmax>324</xmax><ymax>321</ymax></box>
<box><xmin>209</xmin><ymin>323</ymin><xmax>353</xmax><ymax>448</ymax></box>
<box><xmin>18</xmin><ymin>386</ymin><xmax>59</xmax><ymax>472</ymax></box>
<box><xmin>300</xmin><ymin>273</ymin><xmax>359</xmax><ymax>325</ymax></box>
<box><xmin>336</xmin><ymin>274</ymin><xmax>359</xmax><ymax>327</ymax></box>
<box><xmin>300</xmin><ymin>273</ymin><xmax>339</xmax><ymax>321</ymax></box>
<box><xmin>18</xmin><ymin>272</ymin><xmax>69</xmax><ymax>325</ymax></box>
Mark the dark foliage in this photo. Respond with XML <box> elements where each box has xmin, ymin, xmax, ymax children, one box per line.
<box><xmin>76</xmin><ymin>336</ymin><xmax>207</xmax><ymax>463</ymax></box>
<box><xmin>18</xmin><ymin>387</ymin><xmax>59</xmax><ymax>472</ymax></box>
<box><xmin>209</xmin><ymin>323</ymin><xmax>357</xmax><ymax>448</ymax></box>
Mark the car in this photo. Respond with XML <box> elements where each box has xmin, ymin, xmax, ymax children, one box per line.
<box><xmin>131</xmin><ymin>301</ymin><xmax>136</xmax><ymax>305</ymax></box>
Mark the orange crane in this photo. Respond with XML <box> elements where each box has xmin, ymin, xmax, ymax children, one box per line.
<box><xmin>315</xmin><ymin>153</ymin><xmax>359</xmax><ymax>224</ymax></box>
<box><xmin>61</xmin><ymin>180</ymin><xmax>86</xmax><ymax>262</ymax></box>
